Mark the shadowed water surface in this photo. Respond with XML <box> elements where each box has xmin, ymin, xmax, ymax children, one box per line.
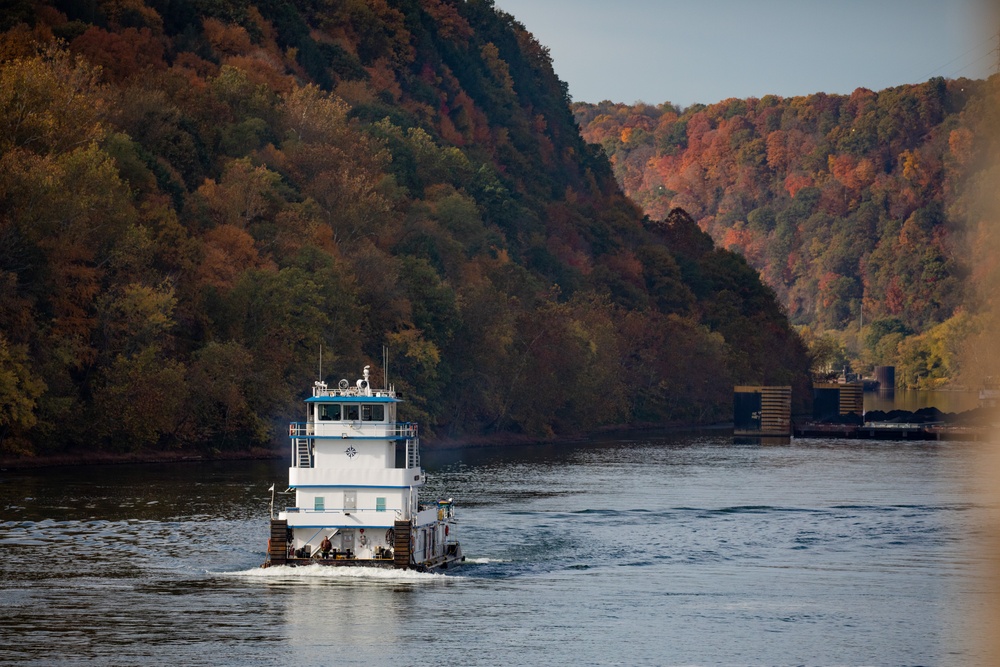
<box><xmin>1</xmin><ymin>434</ymin><xmax>996</xmax><ymax>666</ymax></box>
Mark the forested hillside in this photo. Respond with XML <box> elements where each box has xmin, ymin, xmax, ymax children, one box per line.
<box><xmin>574</xmin><ymin>78</ymin><xmax>1000</xmax><ymax>388</ymax></box>
<box><xmin>0</xmin><ymin>0</ymin><xmax>809</xmax><ymax>459</ymax></box>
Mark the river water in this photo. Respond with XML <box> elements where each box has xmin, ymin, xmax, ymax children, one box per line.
<box><xmin>2</xmin><ymin>432</ymin><xmax>998</xmax><ymax>666</ymax></box>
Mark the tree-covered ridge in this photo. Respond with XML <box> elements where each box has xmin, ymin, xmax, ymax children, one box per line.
<box><xmin>0</xmin><ymin>0</ymin><xmax>809</xmax><ymax>458</ymax></box>
<box><xmin>574</xmin><ymin>79</ymin><xmax>998</xmax><ymax>387</ymax></box>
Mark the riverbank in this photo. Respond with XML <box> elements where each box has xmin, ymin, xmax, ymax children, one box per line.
<box><xmin>0</xmin><ymin>422</ymin><xmax>732</xmax><ymax>470</ymax></box>
<box><xmin>0</xmin><ymin>446</ymin><xmax>281</xmax><ymax>471</ymax></box>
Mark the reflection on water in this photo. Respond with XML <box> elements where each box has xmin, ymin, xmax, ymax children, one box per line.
<box><xmin>222</xmin><ymin>565</ymin><xmax>453</xmax><ymax>661</ymax></box>
<box><xmin>865</xmin><ymin>388</ymin><xmax>981</xmax><ymax>414</ymax></box>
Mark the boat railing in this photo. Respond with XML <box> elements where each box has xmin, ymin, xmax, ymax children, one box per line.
<box><xmin>284</xmin><ymin>507</ymin><xmax>403</xmax><ymax>518</ymax></box>
<box><xmin>289</xmin><ymin>422</ymin><xmax>313</xmax><ymax>437</ymax></box>
<box><xmin>390</xmin><ymin>422</ymin><xmax>418</xmax><ymax>439</ymax></box>
<box><xmin>289</xmin><ymin>421</ymin><xmax>418</xmax><ymax>439</ymax></box>
<box><xmin>311</xmin><ymin>384</ymin><xmax>397</xmax><ymax>399</ymax></box>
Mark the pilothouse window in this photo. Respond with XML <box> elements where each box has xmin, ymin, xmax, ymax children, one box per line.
<box><xmin>345</xmin><ymin>405</ymin><xmax>360</xmax><ymax>421</ymax></box>
<box><xmin>361</xmin><ymin>404</ymin><xmax>385</xmax><ymax>421</ymax></box>
<box><xmin>319</xmin><ymin>404</ymin><xmax>341</xmax><ymax>421</ymax></box>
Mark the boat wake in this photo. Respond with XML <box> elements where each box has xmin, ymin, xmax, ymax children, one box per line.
<box><xmin>216</xmin><ymin>563</ymin><xmax>459</xmax><ymax>583</ymax></box>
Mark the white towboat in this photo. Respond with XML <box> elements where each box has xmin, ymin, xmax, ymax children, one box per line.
<box><xmin>264</xmin><ymin>366</ymin><xmax>463</xmax><ymax>571</ymax></box>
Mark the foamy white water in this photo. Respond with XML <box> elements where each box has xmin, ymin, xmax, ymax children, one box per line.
<box><xmin>219</xmin><ymin>563</ymin><xmax>458</xmax><ymax>582</ymax></box>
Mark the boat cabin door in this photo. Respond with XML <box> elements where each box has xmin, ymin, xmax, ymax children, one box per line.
<box><xmin>344</xmin><ymin>490</ymin><xmax>357</xmax><ymax>512</ymax></box>
<box><xmin>341</xmin><ymin>530</ymin><xmax>354</xmax><ymax>554</ymax></box>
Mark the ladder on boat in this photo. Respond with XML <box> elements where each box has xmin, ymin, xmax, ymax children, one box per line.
<box><xmin>294</xmin><ymin>438</ymin><xmax>312</xmax><ymax>468</ymax></box>
<box><xmin>405</xmin><ymin>438</ymin><xmax>419</xmax><ymax>469</ymax></box>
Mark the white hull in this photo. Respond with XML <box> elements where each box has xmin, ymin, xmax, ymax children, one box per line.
<box><xmin>265</xmin><ymin>369</ymin><xmax>463</xmax><ymax>571</ymax></box>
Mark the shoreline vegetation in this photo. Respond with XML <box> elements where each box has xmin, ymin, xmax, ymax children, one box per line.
<box><xmin>0</xmin><ymin>421</ymin><xmax>735</xmax><ymax>470</ymax></box>
<box><xmin>6</xmin><ymin>400</ymin><xmax>994</xmax><ymax>470</ymax></box>
<box><xmin>573</xmin><ymin>79</ymin><xmax>1000</xmax><ymax>391</ymax></box>
<box><xmin>0</xmin><ymin>1</ymin><xmax>811</xmax><ymax>462</ymax></box>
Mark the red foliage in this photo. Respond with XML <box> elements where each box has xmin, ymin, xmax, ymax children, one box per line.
<box><xmin>784</xmin><ymin>172</ymin><xmax>813</xmax><ymax>198</ymax></box>
<box><xmin>71</xmin><ymin>27</ymin><xmax>165</xmax><ymax>81</ymax></box>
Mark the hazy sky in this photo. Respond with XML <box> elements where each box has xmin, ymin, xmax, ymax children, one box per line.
<box><xmin>491</xmin><ymin>0</ymin><xmax>998</xmax><ymax>107</ymax></box>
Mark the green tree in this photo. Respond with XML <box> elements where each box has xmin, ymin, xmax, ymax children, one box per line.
<box><xmin>0</xmin><ymin>334</ymin><xmax>46</xmax><ymax>455</ymax></box>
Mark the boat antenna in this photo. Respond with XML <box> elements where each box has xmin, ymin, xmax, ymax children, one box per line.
<box><xmin>319</xmin><ymin>344</ymin><xmax>322</xmax><ymax>382</ymax></box>
<box><xmin>383</xmin><ymin>345</ymin><xmax>388</xmax><ymax>390</ymax></box>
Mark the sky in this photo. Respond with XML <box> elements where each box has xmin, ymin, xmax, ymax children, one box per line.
<box><xmin>491</xmin><ymin>0</ymin><xmax>998</xmax><ymax>108</ymax></box>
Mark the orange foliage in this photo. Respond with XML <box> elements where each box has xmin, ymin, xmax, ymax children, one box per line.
<box><xmin>764</xmin><ymin>130</ymin><xmax>788</xmax><ymax>170</ymax></box>
<box><xmin>420</xmin><ymin>0</ymin><xmax>474</xmax><ymax>41</ymax></box>
<box><xmin>172</xmin><ymin>52</ymin><xmax>219</xmax><ymax>79</ymax></box>
<box><xmin>885</xmin><ymin>277</ymin><xmax>905</xmax><ymax>315</ymax></box>
<box><xmin>948</xmin><ymin>128</ymin><xmax>974</xmax><ymax>166</ymax></box>
<box><xmin>38</xmin><ymin>237</ymin><xmax>101</xmax><ymax>367</ymax></box>
<box><xmin>854</xmin><ymin>158</ymin><xmax>876</xmax><ymax>189</ymax></box>
<box><xmin>71</xmin><ymin>27</ymin><xmax>165</xmax><ymax>81</ymax></box>
<box><xmin>366</xmin><ymin>58</ymin><xmax>403</xmax><ymax>102</ymax></box>
<box><xmin>784</xmin><ymin>172</ymin><xmax>813</xmax><ymax>198</ymax></box>
<box><xmin>685</xmin><ymin>113</ymin><xmax>713</xmax><ymax>154</ymax></box>
<box><xmin>438</xmin><ymin>111</ymin><xmax>464</xmax><ymax>146</ymax></box>
<box><xmin>196</xmin><ymin>224</ymin><xmax>275</xmax><ymax>291</ymax></box>
<box><xmin>202</xmin><ymin>18</ymin><xmax>253</xmax><ymax>56</ymax></box>
<box><xmin>224</xmin><ymin>54</ymin><xmax>295</xmax><ymax>93</ymax></box>
<box><xmin>603</xmin><ymin>251</ymin><xmax>644</xmax><ymax>286</ymax></box>
<box><xmin>845</xmin><ymin>87</ymin><xmax>877</xmax><ymax>118</ymax></box>
<box><xmin>0</xmin><ymin>22</ymin><xmax>52</xmax><ymax>60</ymax></box>
<box><xmin>829</xmin><ymin>154</ymin><xmax>857</xmax><ymax>189</ymax></box>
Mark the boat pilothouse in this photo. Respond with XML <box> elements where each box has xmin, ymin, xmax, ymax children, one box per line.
<box><xmin>264</xmin><ymin>366</ymin><xmax>464</xmax><ymax>571</ymax></box>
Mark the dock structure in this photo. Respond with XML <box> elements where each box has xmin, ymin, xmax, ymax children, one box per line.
<box><xmin>733</xmin><ymin>386</ymin><xmax>792</xmax><ymax>437</ymax></box>
<box><xmin>812</xmin><ymin>382</ymin><xmax>863</xmax><ymax>421</ymax></box>
<box><xmin>793</xmin><ymin>422</ymin><xmax>992</xmax><ymax>441</ymax></box>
